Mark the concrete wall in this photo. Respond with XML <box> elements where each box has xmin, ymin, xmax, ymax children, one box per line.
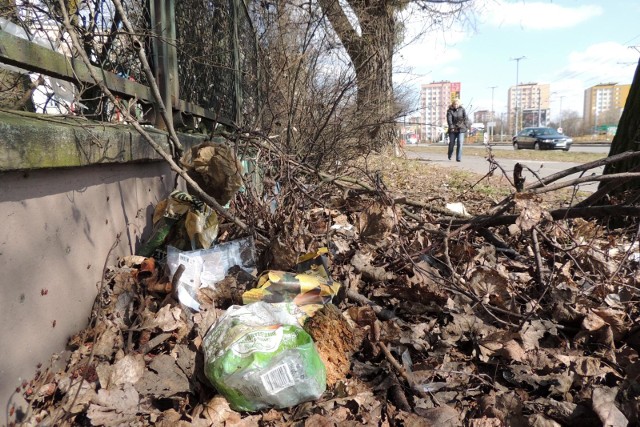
<box><xmin>0</xmin><ymin>110</ymin><xmax>205</xmax><ymax>414</ymax></box>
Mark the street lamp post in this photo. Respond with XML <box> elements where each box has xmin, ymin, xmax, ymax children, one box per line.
<box><xmin>559</xmin><ymin>95</ymin><xmax>564</xmax><ymax>130</ymax></box>
<box><xmin>511</xmin><ymin>56</ymin><xmax>526</xmax><ymax>135</ymax></box>
<box><xmin>537</xmin><ymin>87</ymin><xmax>541</xmax><ymax>127</ymax></box>
<box><xmin>489</xmin><ymin>85</ymin><xmax>497</xmax><ymax>142</ymax></box>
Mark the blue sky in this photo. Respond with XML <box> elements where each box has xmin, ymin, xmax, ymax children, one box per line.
<box><xmin>395</xmin><ymin>0</ymin><xmax>640</xmax><ymax>121</ymax></box>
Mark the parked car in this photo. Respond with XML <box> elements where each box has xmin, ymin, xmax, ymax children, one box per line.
<box><xmin>512</xmin><ymin>127</ymin><xmax>572</xmax><ymax>151</ymax></box>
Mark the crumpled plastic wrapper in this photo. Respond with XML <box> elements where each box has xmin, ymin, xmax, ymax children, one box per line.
<box><xmin>243</xmin><ymin>248</ymin><xmax>341</xmax><ymax>321</ymax></box>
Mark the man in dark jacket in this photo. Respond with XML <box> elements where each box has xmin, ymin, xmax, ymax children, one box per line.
<box><xmin>446</xmin><ymin>99</ymin><xmax>468</xmax><ymax>162</ymax></box>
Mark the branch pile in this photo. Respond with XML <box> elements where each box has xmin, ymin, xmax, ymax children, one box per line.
<box><xmin>12</xmin><ymin>138</ymin><xmax>640</xmax><ymax>427</ymax></box>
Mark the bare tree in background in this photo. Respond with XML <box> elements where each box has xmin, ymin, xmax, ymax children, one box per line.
<box><xmin>315</xmin><ymin>0</ymin><xmax>471</xmax><ymax>146</ymax></box>
<box><xmin>251</xmin><ymin>0</ymin><xmax>472</xmax><ymax>167</ymax></box>
<box><xmin>548</xmin><ymin>110</ymin><xmax>584</xmax><ymax>137</ymax></box>
<box><xmin>252</xmin><ymin>0</ymin><xmax>366</xmax><ymax>169</ymax></box>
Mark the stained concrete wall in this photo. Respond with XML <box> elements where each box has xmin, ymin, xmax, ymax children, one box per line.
<box><xmin>0</xmin><ymin>110</ymin><xmax>205</xmax><ymax>416</ymax></box>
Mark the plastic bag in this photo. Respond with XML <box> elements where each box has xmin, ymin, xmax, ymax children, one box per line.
<box><xmin>166</xmin><ymin>236</ymin><xmax>256</xmax><ymax>311</ymax></box>
<box><xmin>202</xmin><ymin>302</ymin><xmax>326</xmax><ymax>411</ymax></box>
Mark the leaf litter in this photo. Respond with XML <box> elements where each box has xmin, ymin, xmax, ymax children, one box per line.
<box><xmin>10</xmin><ymin>148</ymin><xmax>640</xmax><ymax>426</ymax></box>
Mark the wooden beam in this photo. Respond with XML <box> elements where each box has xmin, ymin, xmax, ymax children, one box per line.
<box><xmin>0</xmin><ymin>30</ymin><xmax>154</xmax><ymax>101</ymax></box>
<box><xmin>0</xmin><ymin>29</ymin><xmax>226</xmax><ymax>125</ymax></box>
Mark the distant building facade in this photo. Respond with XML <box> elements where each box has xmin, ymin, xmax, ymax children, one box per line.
<box><xmin>474</xmin><ymin>110</ymin><xmax>492</xmax><ymax>124</ymax></box>
<box><xmin>420</xmin><ymin>81</ymin><xmax>461</xmax><ymax>141</ymax></box>
<box><xmin>507</xmin><ymin>83</ymin><xmax>551</xmax><ymax>134</ymax></box>
<box><xmin>583</xmin><ymin>83</ymin><xmax>630</xmax><ymax>131</ymax></box>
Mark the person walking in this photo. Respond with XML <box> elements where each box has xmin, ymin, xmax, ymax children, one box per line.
<box><xmin>446</xmin><ymin>98</ymin><xmax>469</xmax><ymax>162</ymax></box>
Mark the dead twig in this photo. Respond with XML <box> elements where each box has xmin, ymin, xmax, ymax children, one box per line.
<box><xmin>531</xmin><ymin>228</ymin><xmax>544</xmax><ymax>286</ymax></box>
<box><xmin>516</xmin><ymin>226</ymin><xmax>557</xmax><ymax>328</ymax></box>
<box><xmin>141</xmin><ymin>333</ymin><xmax>173</xmax><ymax>355</ymax></box>
<box><xmin>454</xmin><ymin>205</ymin><xmax>640</xmax><ymax>229</ymax></box>
<box><xmin>346</xmin><ymin>289</ymin><xmax>400</xmax><ymax>323</ymax></box>
<box><xmin>378</xmin><ymin>342</ymin><xmax>428</xmax><ymax>399</ymax></box>
<box><xmin>525</xmin><ymin>149</ymin><xmax>640</xmax><ymax>191</ymax></box>
<box><xmin>530</xmin><ymin>172</ymin><xmax>640</xmax><ymax>195</ymax></box>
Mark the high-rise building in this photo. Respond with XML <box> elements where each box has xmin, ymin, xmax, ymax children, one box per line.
<box><xmin>420</xmin><ymin>81</ymin><xmax>461</xmax><ymax>142</ymax></box>
<box><xmin>583</xmin><ymin>83</ymin><xmax>630</xmax><ymax>131</ymax></box>
<box><xmin>507</xmin><ymin>83</ymin><xmax>551</xmax><ymax>134</ymax></box>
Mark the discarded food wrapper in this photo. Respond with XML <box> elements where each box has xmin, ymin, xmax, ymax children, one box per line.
<box><xmin>242</xmin><ymin>248</ymin><xmax>341</xmax><ymax>321</ymax></box>
<box><xmin>445</xmin><ymin>202</ymin><xmax>470</xmax><ymax>217</ymax></box>
<box><xmin>167</xmin><ymin>236</ymin><xmax>256</xmax><ymax>311</ymax></box>
<box><xmin>138</xmin><ymin>190</ymin><xmax>219</xmax><ymax>258</ymax></box>
<box><xmin>203</xmin><ymin>301</ymin><xmax>326</xmax><ymax>411</ymax></box>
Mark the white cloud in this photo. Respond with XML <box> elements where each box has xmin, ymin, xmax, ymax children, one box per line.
<box><xmin>395</xmin><ymin>22</ymin><xmax>467</xmax><ymax>87</ymax></box>
<box><xmin>547</xmin><ymin>42</ymin><xmax>637</xmax><ymax>115</ymax></box>
<box><xmin>397</xmin><ymin>42</ymin><xmax>462</xmax><ymax>75</ymax></box>
<box><xmin>481</xmin><ymin>1</ymin><xmax>602</xmax><ymax>30</ymax></box>
<box><xmin>563</xmin><ymin>42</ymin><xmax>637</xmax><ymax>82</ymax></box>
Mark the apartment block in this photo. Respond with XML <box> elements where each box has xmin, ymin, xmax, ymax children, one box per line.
<box><xmin>583</xmin><ymin>83</ymin><xmax>630</xmax><ymax>130</ymax></box>
<box><xmin>474</xmin><ymin>110</ymin><xmax>493</xmax><ymax>124</ymax></box>
<box><xmin>420</xmin><ymin>81</ymin><xmax>460</xmax><ymax>141</ymax></box>
<box><xmin>507</xmin><ymin>83</ymin><xmax>551</xmax><ymax>134</ymax></box>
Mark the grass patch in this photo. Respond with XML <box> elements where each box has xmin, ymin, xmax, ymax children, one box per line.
<box><xmin>444</xmin><ymin>168</ymin><xmax>510</xmax><ymax>198</ymax></box>
<box><xmin>367</xmin><ymin>151</ymin><xmax>592</xmax><ymax>211</ymax></box>
<box><xmin>407</xmin><ymin>145</ymin><xmax>606</xmax><ymax>164</ymax></box>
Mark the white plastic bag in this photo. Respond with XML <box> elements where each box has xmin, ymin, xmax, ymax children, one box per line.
<box><xmin>166</xmin><ymin>236</ymin><xmax>255</xmax><ymax>310</ymax></box>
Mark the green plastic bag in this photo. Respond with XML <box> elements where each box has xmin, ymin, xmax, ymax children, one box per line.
<box><xmin>202</xmin><ymin>302</ymin><xmax>326</xmax><ymax>411</ymax></box>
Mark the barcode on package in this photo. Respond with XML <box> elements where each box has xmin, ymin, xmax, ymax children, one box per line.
<box><xmin>261</xmin><ymin>363</ymin><xmax>295</xmax><ymax>394</ymax></box>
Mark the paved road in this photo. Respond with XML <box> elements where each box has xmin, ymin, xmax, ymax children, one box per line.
<box><xmin>490</xmin><ymin>143</ymin><xmax>610</xmax><ymax>154</ymax></box>
<box><xmin>407</xmin><ymin>149</ymin><xmax>604</xmax><ymax>192</ymax></box>
<box><xmin>417</xmin><ymin>142</ymin><xmax>611</xmax><ymax>154</ymax></box>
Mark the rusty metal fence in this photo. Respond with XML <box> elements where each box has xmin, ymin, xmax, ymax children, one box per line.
<box><xmin>0</xmin><ymin>0</ymin><xmax>258</xmax><ymax>129</ymax></box>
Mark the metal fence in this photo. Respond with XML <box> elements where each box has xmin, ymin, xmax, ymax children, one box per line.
<box><xmin>0</xmin><ymin>0</ymin><xmax>258</xmax><ymax>129</ymax></box>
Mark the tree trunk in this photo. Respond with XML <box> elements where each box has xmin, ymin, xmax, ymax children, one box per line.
<box><xmin>317</xmin><ymin>0</ymin><xmax>397</xmax><ymax>147</ymax></box>
<box><xmin>600</xmin><ymin>60</ymin><xmax>640</xmax><ymax>194</ymax></box>
<box><xmin>352</xmin><ymin>2</ymin><xmax>395</xmax><ymax>143</ymax></box>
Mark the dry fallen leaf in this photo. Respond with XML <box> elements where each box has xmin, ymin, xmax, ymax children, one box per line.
<box><xmin>134</xmin><ymin>354</ymin><xmax>190</xmax><ymax>398</ymax></box>
<box><xmin>87</xmin><ymin>383</ymin><xmax>140</xmax><ymax>426</ymax></box>
<box><xmin>514</xmin><ymin>193</ymin><xmax>549</xmax><ymax>232</ymax></box>
<box><xmin>466</xmin><ymin>266</ymin><xmax>511</xmax><ymax>307</ymax></box>
<box><xmin>469</xmin><ymin>418</ymin><xmax>502</xmax><ymax>427</ymax></box>
<box><xmin>519</xmin><ymin>320</ymin><xmax>546</xmax><ymax>351</ymax></box>
<box><xmin>414</xmin><ymin>405</ymin><xmax>461</xmax><ymax>426</ymax></box>
<box><xmin>150</xmin><ymin>305</ymin><xmax>185</xmax><ymax>332</ymax></box>
<box><xmin>592</xmin><ymin>308</ymin><xmax>627</xmax><ymax>340</ymax></box>
<box><xmin>358</xmin><ymin>202</ymin><xmax>395</xmax><ymax>246</ymax></box>
<box><xmin>351</xmin><ymin>251</ymin><xmax>395</xmax><ymax>282</ymax></box>
<box><xmin>200</xmin><ymin>396</ymin><xmax>241</xmax><ymax>425</ymax></box>
<box><xmin>592</xmin><ymin>387</ymin><xmax>628</xmax><ymax>427</ymax></box>
<box><xmin>528</xmin><ymin>413</ymin><xmax>562</xmax><ymax>427</ymax></box>
<box><xmin>106</xmin><ymin>353</ymin><xmax>145</xmax><ymax>389</ymax></box>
